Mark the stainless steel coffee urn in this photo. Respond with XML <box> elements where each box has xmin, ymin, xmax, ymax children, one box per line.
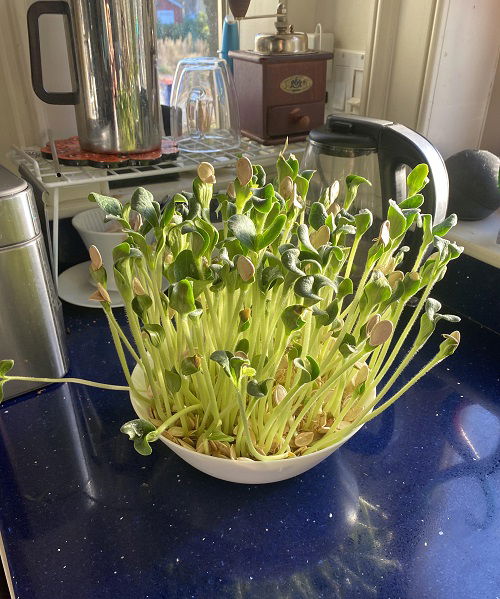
<box><xmin>0</xmin><ymin>166</ymin><xmax>68</xmax><ymax>400</ymax></box>
<box><xmin>27</xmin><ymin>0</ymin><xmax>161</xmax><ymax>154</ymax></box>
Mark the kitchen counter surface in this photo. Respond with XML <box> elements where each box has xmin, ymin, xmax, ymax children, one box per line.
<box><xmin>0</xmin><ymin>302</ymin><xmax>499</xmax><ymax>599</ymax></box>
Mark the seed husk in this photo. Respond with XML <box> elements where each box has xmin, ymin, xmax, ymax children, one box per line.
<box><xmin>132</xmin><ymin>277</ymin><xmax>146</xmax><ymax>296</ymax></box>
<box><xmin>236</xmin><ymin>156</ymin><xmax>253</xmax><ymax>186</ymax></box>
<box><xmin>279</xmin><ymin>176</ymin><xmax>294</xmax><ymax>199</ymax></box>
<box><xmin>89</xmin><ymin>282</ymin><xmax>111</xmax><ymax>303</ymax></box>
<box><xmin>366</xmin><ymin>314</ymin><xmax>381</xmax><ymax>335</ymax></box>
<box><xmin>369</xmin><ymin>319</ymin><xmax>394</xmax><ymax>346</ymax></box>
<box><xmin>294</xmin><ymin>431</ymin><xmax>314</xmax><ymax>447</ymax></box>
<box><xmin>310</xmin><ymin>224</ymin><xmax>330</xmax><ymax>248</ymax></box>
<box><xmin>178</xmin><ymin>439</ymin><xmax>196</xmax><ymax>451</ymax></box>
<box><xmin>354</xmin><ymin>363</ymin><xmax>370</xmax><ymax>386</ymax></box>
<box><xmin>168</xmin><ymin>426</ymin><xmax>185</xmax><ymax>437</ymax></box>
<box><xmin>375</xmin><ymin>220</ymin><xmax>391</xmax><ymax>246</ymax></box>
<box><xmin>213</xmin><ymin>440</ymin><xmax>231</xmax><ymax>457</ymax></box>
<box><xmin>196</xmin><ymin>436</ymin><xmax>210</xmax><ymax>454</ymax></box>
<box><xmin>237</xmin><ymin>255</ymin><xmax>255</xmax><ymax>281</ymax></box>
<box><xmin>197</xmin><ymin>162</ymin><xmax>215</xmax><ymax>183</ymax></box>
<box><xmin>130</xmin><ymin>211</ymin><xmax>142</xmax><ymax>231</ymax></box>
<box><xmin>161</xmin><ymin>430</ymin><xmax>176</xmax><ymax>442</ymax></box>
<box><xmin>89</xmin><ymin>245</ymin><xmax>103</xmax><ymax>271</ymax></box>
<box><xmin>273</xmin><ymin>384</ymin><xmax>287</xmax><ymax>405</ymax></box>
<box><xmin>387</xmin><ymin>271</ymin><xmax>404</xmax><ymax>289</ymax></box>
<box><xmin>326</xmin><ymin>200</ymin><xmax>340</xmax><ymax>216</ymax></box>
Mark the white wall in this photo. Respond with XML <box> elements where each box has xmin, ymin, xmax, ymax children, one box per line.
<box><xmin>419</xmin><ymin>0</ymin><xmax>500</xmax><ymax>158</ymax></box>
<box><xmin>314</xmin><ymin>0</ymin><xmax>374</xmax><ymax>52</ymax></box>
<box><xmin>481</xmin><ymin>55</ymin><xmax>500</xmax><ymax>155</ymax></box>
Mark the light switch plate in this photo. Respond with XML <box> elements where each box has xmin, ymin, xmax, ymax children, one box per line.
<box><xmin>330</xmin><ymin>49</ymin><xmax>365</xmax><ymax>114</ymax></box>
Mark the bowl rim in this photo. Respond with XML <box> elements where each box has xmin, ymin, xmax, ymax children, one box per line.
<box><xmin>72</xmin><ymin>207</ymin><xmax>127</xmax><ymax>236</ymax></box>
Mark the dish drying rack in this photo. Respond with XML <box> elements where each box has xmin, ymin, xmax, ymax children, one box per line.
<box><xmin>9</xmin><ymin>138</ymin><xmax>307</xmax><ymax>295</ymax></box>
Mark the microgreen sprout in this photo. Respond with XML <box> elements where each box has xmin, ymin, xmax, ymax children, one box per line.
<box><xmin>0</xmin><ymin>153</ymin><xmax>463</xmax><ymax>462</ymax></box>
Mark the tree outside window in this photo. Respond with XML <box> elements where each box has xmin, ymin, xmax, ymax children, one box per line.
<box><xmin>156</xmin><ymin>0</ymin><xmax>219</xmax><ymax>105</ymax></box>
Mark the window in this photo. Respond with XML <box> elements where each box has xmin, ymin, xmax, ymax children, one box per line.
<box><xmin>156</xmin><ymin>0</ymin><xmax>221</xmax><ymax>105</ymax></box>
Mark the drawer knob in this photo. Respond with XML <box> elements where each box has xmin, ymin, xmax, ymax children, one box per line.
<box><xmin>289</xmin><ymin>108</ymin><xmax>310</xmax><ymax>129</ymax></box>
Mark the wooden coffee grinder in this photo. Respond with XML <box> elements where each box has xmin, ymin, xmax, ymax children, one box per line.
<box><xmin>229</xmin><ymin>2</ymin><xmax>332</xmax><ymax>145</ymax></box>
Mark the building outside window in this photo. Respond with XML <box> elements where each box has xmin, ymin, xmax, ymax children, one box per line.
<box><xmin>155</xmin><ymin>0</ymin><xmax>220</xmax><ymax>105</ymax></box>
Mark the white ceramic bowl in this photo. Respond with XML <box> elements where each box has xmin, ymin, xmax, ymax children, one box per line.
<box><xmin>129</xmin><ymin>365</ymin><xmax>369</xmax><ymax>484</ymax></box>
<box><xmin>72</xmin><ymin>208</ymin><xmax>127</xmax><ymax>290</ymax></box>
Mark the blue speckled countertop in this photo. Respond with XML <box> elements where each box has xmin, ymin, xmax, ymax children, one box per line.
<box><xmin>0</xmin><ymin>299</ymin><xmax>499</xmax><ymax>599</ymax></box>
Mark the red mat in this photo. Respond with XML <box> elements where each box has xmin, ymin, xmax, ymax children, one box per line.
<box><xmin>41</xmin><ymin>136</ymin><xmax>179</xmax><ymax>169</ymax></box>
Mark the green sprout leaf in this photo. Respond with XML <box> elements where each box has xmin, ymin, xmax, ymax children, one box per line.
<box><xmin>172</xmin><ymin>249</ymin><xmax>200</xmax><ymax>282</ymax></box>
<box><xmin>88</xmin><ymin>192</ymin><xmax>123</xmax><ymax>216</ymax></box>
<box><xmin>259</xmin><ymin>266</ymin><xmax>284</xmax><ymax>292</ymax></box>
<box><xmin>256</xmin><ymin>214</ymin><xmax>286</xmax><ymax>250</ymax></box>
<box><xmin>294</xmin><ymin>274</ymin><xmax>335</xmax><ymax>305</ymax></box>
<box><xmin>247</xmin><ymin>378</ymin><xmax>271</xmax><ymax>398</ymax></box>
<box><xmin>293</xmin><ymin>355</ymin><xmax>320</xmax><ymax>385</ymax></box>
<box><xmin>235</xmin><ymin>338</ymin><xmax>250</xmax><ymax>354</ymax></box>
<box><xmin>169</xmin><ymin>279</ymin><xmax>196</xmax><ymax>314</ymax></box>
<box><xmin>297</xmin><ymin>224</ymin><xmax>319</xmax><ymax>256</ymax></box>
<box><xmin>0</xmin><ymin>359</ymin><xmax>14</xmax><ymax>403</ymax></box>
<box><xmin>252</xmin><ymin>164</ymin><xmax>266</xmax><ymax>187</ymax></box>
<box><xmin>181</xmin><ymin>355</ymin><xmax>202</xmax><ymax>376</ymax></box>
<box><xmin>432</xmin><ymin>213</ymin><xmax>458</xmax><ymax>237</ymax></box>
<box><xmin>407</xmin><ymin>164</ymin><xmax>429</xmax><ymax>196</ymax></box>
<box><xmin>120</xmin><ymin>419</ymin><xmax>157</xmax><ymax>456</ymax></box>
<box><xmin>142</xmin><ymin>324</ymin><xmax>165</xmax><ymax>347</ymax></box>
<box><xmin>354</xmin><ymin>209</ymin><xmax>373</xmax><ymax>236</ymax></box>
<box><xmin>228</xmin><ymin>214</ymin><xmax>257</xmax><ymax>251</ymax></box>
<box><xmin>437</xmin><ymin>331</ymin><xmax>461</xmax><ymax>358</ymax></box>
<box><xmin>165</xmin><ymin>369</ymin><xmax>182</xmax><ymax>393</ymax></box>
<box><xmin>312</xmin><ymin>300</ymin><xmax>339</xmax><ymax>326</ymax></box>
<box><xmin>344</xmin><ymin>175</ymin><xmax>371</xmax><ymax>211</ymax></box>
<box><xmin>0</xmin><ymin>360</ymin><xmax>14</xmax><ymax>377</ymax></box>
<box><xmin>210</xmin><ymin>350</ymin><xmax>233</xmax><ymax>379</ymax></box>
<box><xmin>160</xmin><ymin>197</ymin><xmax>176</xmax><ymax>227</ymax></box>
<box><xmin>131</xmin><ymin>187</ymin><xmax>159</xmax><ymax>228</ymax></box>
<box><xmin>281</xmin><ymin>248</ymin><xmax>306</xmax><ymax>277</ymax></box>
<box><xmin>132</xmin><ymin>294</ymin><xmax>153</xmax><ymax>320</ymax></box>
<box><xmin>294</xmin><ymin>174</ymin><xmax>310</xmax><ymax>201</ymax></box>
<box><xmin>281</xmin><ymin>305</ymin><xmax>308</xmax><ymax>334</ymax></box>
<box><xmin>309</xmin><ymin>202</ymin><xmax>328</xmax><ymax>230</ymax></box>
<box><xmin>399</xmin><ymin>194</ymin><xmax>424</xmax><ymax>209</ymax></box>
<box><xmin>387</xmin><ymin>200</ymin><xmax>407</xmax><ymax>239</ymax></box>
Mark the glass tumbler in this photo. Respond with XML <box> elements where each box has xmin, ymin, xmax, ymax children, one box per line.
<box><xmin>170</xmin><ymin>57</ymin><xmax>241</xmax><ymax>153</ymax></box>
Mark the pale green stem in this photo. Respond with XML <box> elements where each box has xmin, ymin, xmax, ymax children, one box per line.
<box><xmin>5</xmin><ymin>375</ymin><xmax>129</xmax><ymax>391</ymax></box>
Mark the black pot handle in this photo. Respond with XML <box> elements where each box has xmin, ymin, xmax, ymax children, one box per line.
<box><xmin>378</xmin><ymin>123</ymin><xmax>449</xmax><ymax>226</ymax></box>
<box><xmin>27</xmin><ymin>1</ymin><xmax>79</xmax><ymax>105</ymax></box>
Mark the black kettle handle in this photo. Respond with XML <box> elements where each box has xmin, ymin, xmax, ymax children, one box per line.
<box><xmin>27</xmin><ymin>1</ymin><xmax>79</xmax><ymax>105</ymax></box>
<box><xmin>378</xmin><ymin>123</ymin><xmax>448</xmax><ymax>225</ymax></box>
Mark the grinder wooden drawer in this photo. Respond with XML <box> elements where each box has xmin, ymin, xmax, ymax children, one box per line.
<box><xmin>266</xmin><ymin>102</ymin><xmax>325</xmax><ymax>137</ymax></box>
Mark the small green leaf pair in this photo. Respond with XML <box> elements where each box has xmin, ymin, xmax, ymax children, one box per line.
<box><xmin>120</xmin><ymin>419</ymin><xmax>157</xmax><ymax>456</ymax></box>
<box><xmin>228</xmin><ymin>213</ymin><xmax>286</xmax><ymax>252</ymax></box>
<box><xmin>0</xmin><ymin>359</ymin><xmax>14</xmax><ymax>403</ymax></box>
<box><xmin>210</xmin><ymin>351</ymin><xmax>256</xmax><ymax>386</ymax></box>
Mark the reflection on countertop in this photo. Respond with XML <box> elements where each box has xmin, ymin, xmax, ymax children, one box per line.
<box><xmin>0</xmin><ymin>300</ymin><xmax>499</xmax><ymax>599</ymax></box>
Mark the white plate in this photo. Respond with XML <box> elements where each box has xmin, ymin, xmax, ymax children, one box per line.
<box><xmin>58</xmin><ymin>261</ymin><xmax>125</xmax><ymax>308</ymax></box>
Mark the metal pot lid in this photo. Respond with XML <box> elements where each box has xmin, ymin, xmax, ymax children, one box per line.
<box><xmin>0</xmin><ymin>166</ymin><xmax>28</xmax><ymax>197</ymax></box>
<box><xmin>254</xmin><ymin>2</ymin><xmax>308</xmax><ymax>54</ymax></box>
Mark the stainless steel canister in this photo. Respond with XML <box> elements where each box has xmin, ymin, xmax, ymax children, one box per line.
<box><xmin>27</xmin><ymin>0</ymin><xmax>161</xmax><ymax>154</ymax></box>
<box><xmin>0</xmin><ymin>166</ymin><xmax>68</xmax><ymax>400</ymax></box>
